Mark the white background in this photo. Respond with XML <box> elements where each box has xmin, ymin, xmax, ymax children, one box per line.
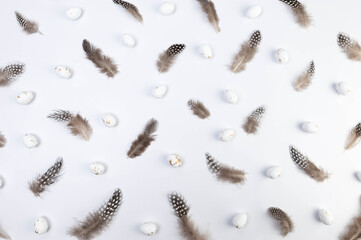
<box><xmin>1</xmin><ymin>0</ymin><xmax>361</xmax><ymax>239</ymax></box>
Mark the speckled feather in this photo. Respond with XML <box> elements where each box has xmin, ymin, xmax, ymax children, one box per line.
<box><xmin>345</xmin><ymin>123</ymin><xmax>361</xmax><ymax>150</ymax></box>
<box><xmin>15</xmin><ymin>11</ymin><xmax>42</xmax><ymax>34</ymax></box>
<box><xmin>242</xmin><ymin>106</ymin><xmax>265</xmax><ymax>134</ymax></box>
<box><xmin>338</xmin><ymin>33</ymin><xmax>361</xmax><ymax>61</ymax></box>
<box><xmin>188</xmin><ymin>100</ymin><xmax>210</xmax><ymax>120</ymax></box>
<box><xmin>293</xmin><ymin>60</ymin><xmax>315</xmax><ymax>91</ymax></box>
<box><xmin>157</xmin><ymin>44</ymin><xmax>186</xmax><ymax>73</ymax></box>
<box><xmin>279</xmin><ymin>0</ymin><xmax>311</xmax><ymax>28</ymax></box>
<box><xmin>113</xmin><ymin>0</ymin><xmax>143</xmax><ymax>22</ymax></box>
<box><xmin>0</xmin><ymin>63</ymin><xmax>25</xmax><ymax>87</ymax></box>
<box><xmin>268</xmin><ymin>207</ymin><xmax>294</xmax><ymax>237</ymax></box>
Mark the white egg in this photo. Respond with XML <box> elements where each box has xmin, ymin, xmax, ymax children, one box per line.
<box><xmin>55</xmin><ymin>65</ymin><xmax>72</xmax><ymax>78</ymax></box>
<box><xmin>168</xmin><ymin>154</ymin><xmax>183</xmax><ymax>167</ymax></box>
<box><xmin>200</xmin><ymin>45</ymin><xmax>213</xmax><ymax>59</ymax></box>
<box><xmin>121</xmin><ymin>34</ymin><xmax>136</xmax><ymax>47</ymax></box>
<box><xmin>34</xmin><ymin>217</ymin><xmax>49</xmax><ymax>234</ymax></box>
<box><xmin>246</xmin><ymin>5</ymin><xmax>262</xmax><ymax>18</ymax></box>
<box><xmin>232</xmin><ymin>213</ymin><xmax>248</xmax><ymax>229</ymax></box>
<box><xmin>90</xmin><ymin>162</ymin><xmax>106</xmax><ymax>175</ymax></box>
<box><xmin>160</xmin><ymin>2</ymin><xmax>176</xmax><ymax>15</ymax></box>
<box><xmin>17</xmin><ymin>91</ymin><xmax>34</xmax><ymax>104</ymax></box>
<box><xmin>0</xmin><ymin>176</ymin><xmax>3</xmax><ymax>188</ymax></box>
<box><xmin>302</xmin><ymin>122</ymin><xmax>319</xmax><ymax>134</ymax></box>
<box><xmin>275</xmin><ymin>48</ymin><xmax>289</xmax><ymax>64</ymax></box>
<box><xmin>66</xmin><ymin>7</ymin><xmax>83</xmax><ymax>20</ymax></box>
<box><xmin>219</xmin><ymin>129</ymin><xmax>236</xmax><ymax>142</ymax></box>
<box><xmin>335</xmin><ymin>82</ymin><xmax>351</xmax><ymax>96</ymax></box>
<box><xmin>102</xmin><ymin>113</ymin><xmax>117</xmax><ymax>127</ymax></box>
<box><xmin>319</xmin><ymin>209</ymin><xmax>333</xmax><ymax>225</ymax></box>
<box><xmin>225</xmin><ymin>89</ymin><xmax>239</xmax><ymax>104</ymax></box>
<box><xmin>140</xmin><ymin>222</ymin><xmax>158</xmax><ymax>236</ymax></box>
<box><xmin>23</xmin><ymin>134</ymin><xmax>39</xmax><ymax>148</ymax></box>
<box><xmin>267</xmin><ymin>166</ymin><xmax>283</xmax><ymax>179</ymax></box>
<box><xmin>152</xmin><ymin>85</ymin><xmax>168</xmax><ymax>98</ymax></box>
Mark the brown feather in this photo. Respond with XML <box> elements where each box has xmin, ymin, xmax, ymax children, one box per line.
<box><xmin>113</xmin><ymin>0</ymin><xmax>143</xmax><ymax>22</ymax></box>
<box><xmin>338</xmin><ymin>33</ymin><xmax>361</xmax><ymax>62</ymax></box>
<box><xmin>268</xmin><ymin>207</ymin><xmax>294</xmax><ymax>237</ymax></box>
<box><xmin>156</xmin><ymin>44</ymin><xmax>186</xmax><ymax>73</ymax></box>
<box><xmin>345</xmin><ymin>123</ymin><xmax>361</xmax><ymax>151</ymax></box>
<box><xmin>196</xmin><ymin>0</ymin><xmax>220</xmax><ymax>33</ymax></box>
<box><xmin>15</xmin><ymin>11</ymin><xmax>42</xmax><ymax>34</ymax></box>
<box><xmin>0</xmin><ymin>133</ymin><xmax>6</xmax><ymax>148</ymax></box>
<box><xmin>292</xmin><ymin>4</ymin><xmax>311</xmax><ymax>28</ymax></box>
<box><xmin>0</xmin><ymin>63</ymin><xmax>25</xmax><ymax>87</ymax></box>
<box><xmin>293</xmin><ymin>60</ymin><xmax>315</xmax><ymax>91</ymax></box>
<box><xmin>0</xmin><ymin>229</ymin><xmax>10</xmax><ymax>240</ymax></box>
<box><xmin>188</xmin><ymin>100</ymin><xmax>210</xmax><ymax>119</ymax></box>
<box><xmin>340</xmin><ymin>197</ymin><xmax>361</xmax><ymax>240</ymax></box>
<box><xmin>67</xmin><ymin>114</ymin><xmax>93</xmax><ymax>141</ymax></box>
<box><xmin>242</xmin><ymin>106</ymin><xmax>265</xmax><ymax>134</ymax></box>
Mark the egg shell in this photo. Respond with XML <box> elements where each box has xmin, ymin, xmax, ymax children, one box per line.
<box><xmin>55</xmin><ymin>65</ymin><xmax>72</xmax><ymax>78</ymax></box>
<box><xmin>267</xmin><ymin>166</ymin><xmax>283</xmax><ymax>179</ymax></box>
<box><xmin>23</xmin><ymin>134</ymin><xmax>39</xmax><ymax>148</ymax></box>
<box><xmin>66</xmin><ymin>7</ymin><xmax>83</xmax><ymax>20</ymax></box>
<box><xmin>0</xmin><ymin>176</ymin><xmax>3</xmax><ymax>188</ymax></box>
<box><xmin>200</xmin><ymin>45</ymin><xmax>213</xmax><ymax>59</ymax></box>
<box><xmin>140</xmin><ymin>222</ymin><xmax>158</xmax><ymax>236</ymax></box>
<box><xmin>246</xmin><ymin>5</ymin><xmax>262</xmax><ymax>18</ymax></box>
<box><xmin>90</xmin><ymin>162</ymin><xmax>106</xmax><ymax>175</ymax></box>
<box><xmin>122</xmin><ymin>34</ymin><xmax>136</xmax><ymax>47</ymax></box>
<box><xmin>335</xmin><ymin>82</ymin><xmax>351</xmax><ymax>95</ymax></box>
<box><xmin>152</xmin><ymin>85</ymin><xmax>168</xmax><ymax>98</ymax></box>
<box><xmin>160</xmin><ymin>2</ymin><xmax>176</xmax><ymax>15</ymax></box>
<box><xmin>275</xmin><ymin>48</ymin><xmax>289</xmax><ymax>63</ymax></box>
<box><xmin>225</xmin><ymin>89</ymin><xmax>239</xmax><ymax>104</ymax></box>
<box><xmin>232</xmin><ymin>213</ymin><xmax>248</xmax><ymax>229</ymax></box>
<box><xmin>34</xmin><ymin>217</ymin><xmax>49</xmax><ymax>234</ymax></box>
<box><xmin>219</xmin><ymin>129</ymin><xmax>236</xmax><ymax>142</ymax></box>
<box><xmin>319</xmin><ymin>209</ymin><xmax>333</xmax><ymax>225</ymax></box>
<box><xmin>168</xmin><ymin>154</ymin><xmax>183</xmax><ymax>167</ymax></box>
<box><xmin>102</xmin><ymin>113</ymin><xmax>117</xmax><ymax>127</ymax></box>
<box><xmin>302</xmin><ymin>122</ymin><xmax>319</xmax><ymax>134</ymax></box>
<box><xmin>17</xmin><ymin>91</ymin><xmax>34</xmax><ymax>104</ymax></box>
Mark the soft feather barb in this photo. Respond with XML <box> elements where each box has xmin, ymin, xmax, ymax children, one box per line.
<box><xmin>340</xmin><ymin>196</ymin><xmax>361</xmax><ymax>240</ymax></box>
<box><xmin>82</xmin><ymin>39</ymin><xmax>118</xmax><ymax>78</ymax></box>
<box><xmin>289</xmin><ymin>145</ymin><xmax>329</xmax><ymax>182</ymax></box>
<box><xmin>127</xmin><ymin>118</ymin><xmax>158</xmax><ymax>159</ymax></box>
<box><xmin>168</xmin><ymin>192</ymin><xmax>210</xmax><ymax>240</ymax></box>
<box><xmin>293</xmin><ymin>60</ymin><xmax>315</xmax><ymax>91</ymax></box>
<box><xmin>345</xmin><ymin>123</ymin><xmax>361</xmax><ymax>151</ymax></box>
<box><xmin>230</xmin><ymin>30</ymin><xmax>261</xmax><ymax>73</ymax></box>
<box><xmin>196</xmin><ymin>0</ymin><xmax>220</xmax><ymax>33</ymax></box>
<box><xmin>279</xmin><ymin>0</ymin><xmax>311</xmax><ymax>28</ymax></box>
<box><xmin>113</xmin><ymin>0</ymin><xmax>143</xmax><ymax>22</ymax></box>
<box><xmin>157</xmin><ymin>44</ymin><xmax>186</xmax><ymax>73</ymax></box>
<box><xmin>0</xmin><ymin>132</ymin><xmax>6</xmax><ymax>148</ymax></box>
<box><xmin>205</xmin><ymin>152</ymin><xmax>246</xmax><ymax>185</ymax></box>
<box><xmin>0</xmin><ymin>227</ymin><xmax>10</xmax><ymax>240</ymax></box>
<box><xmin>15</xmin><ymin>11</ymin><xmax>42</xmax><ymax>34</ymax></box>
<box><xmin>242</xmin><ymin>106</ymin><xmax>265</xmax><ymax>134</ymax></box>
<box><xmin>69</xmin><ymin>189</ymin><xmax>122</xmax><ymax>240</ymax></box>
<box><xmin>338</xmin><ymin>33</ymin><xmax>361</xmax><ymax>62</ymax></box>
<box><xmin>0</xmin><ymin>63</ymin><xmax>25</xmax><ymax>87</ymax></box>
<box><xmin>188</xmin><ymin>100</ymin><xmax>210</xmax><ymax>119</ymax></box>
<box><xmin>29</xmin><ymin>157</ymin><xmax>63</xmax><ymax>197</ymax></box>
<box><xmin>268</xmin><ymin>207</ymin><xmax>294</xmax><ymax>237</ymax></box>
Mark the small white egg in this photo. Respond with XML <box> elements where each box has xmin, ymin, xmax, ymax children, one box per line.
<box><xmin>168</xmin><ymin>154</ymin><xmax>183</xmax><ymax>167</ymax></box>
<box><xmin>140</xmin><ymin>222</ymin><xmax>158</xmax><ymax>236</ymax></box>
<box><xmin>102</xmin><ymin>113</ymin><xmax>117</xmax><ymax>127</ymax></box>
<box><xmin>225</xmin><ymin>89</ymin><xmax>239</xmax><ymax>104</ymax></box>
<box><xmin>200</xmin><ymin>45</ymin><xmax>213</xmax><ymax>59</ymax></box>
<box><xmin>267</xmin><ymin>166</ymin><xmax>283</xmax><ymax>179</ymax></box>
<box><xmin>275</xmin><ymin>48</ymin><xmax>289</xmax><ymax>64</ymax></box>
<box><xmin>232</xmin><ymin>213</ymin><xmax>248</xmax><ymax>229</ymax></box>
<box><xmin>152</xmin><ymin>85</ymin><xmax>168</xmax><ymax>98</ymax></box>
<box><xmin>335</xmin><ymin>82</ymin><xmax>351</xmax><ymax>96</ymax></box>
<box><xmin>246</xmin><ymin>5</ymin><xmax>263</xmax><ymax>19</ymax></box>
<box><xmin>319</xmin><ymin>209</ymin><xmax>333</xmax><ymax>225</ymax></box>
<box><xmin>23</xmin><ymin>134</ymin><xmax>39</xmax><ymax>148</ymax></box>
<box><xmin>160</xmin><ymin>2</ymin><xmax>176</xmax><ymax>15</ymax></box>
<box><xmin>66</xmin><ymin>7</ymin><xmax>83</xmax><ymax>20</ymax></box>
<box><xmin>219</xmin><ymin>129</ymin><xmax>236</xmax><ymax>142</ymax></box>
<box><xmin>302</xmin><ymin>122</ymin><xmax>319</xmax><ymax>134</ymax></box>
<box><xmin>55</xmin><ymin>65</ymin><xmax>72</xmax><ymax>78</ymax></box>
<box><xmin>17</xmin><ymin>91</ymin><xmax>34</xmax><ymax>104</ymax></box>
<box><xmin>34</xmin><ymin>217</ymin><xmax>49</xmax><ymax>234</ymax></box>
<box><xmin>90</xmin><ymin>162</ymin><xmax>106</xmax><ymax>175</ymax></box>
<box><xmin>0</xmin><ymin>176</ymin><xmax>4</xmax><ymax>188</ymax></box>
<box><xmin>121</xmin><ymin>34</ymin><xmax>136</xmax><ymax>47</ymax></box>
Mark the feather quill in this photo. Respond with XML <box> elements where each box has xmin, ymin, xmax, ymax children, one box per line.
<box><xmin>29</xmin><ymin>157</ymin><xmax>63</xmax><ymax>197</ymax></box>
<box><xmin>157</xmin><ymin>44</ymin><xmax>186</xmax><ymax>73</ymax></box>
<box><xmin>345</xmin><ymin>123</ymin><xmax>361</xmax><ymax>151</ymax></box>
<box><xmin>127</xmin><ymin>119</ymin><xmax>158</xmax><ymax>159</ymax></box>
<box><xmin>82</xmin><ymin>39</ymin><xmax>118</xmax><ymax>78</ymax></box>
<box><xmin>205</xmin><ymin>152</ymin><xmax>246</xmax><ymax>185</ymax></box>
<box><xmin>15</xmin><ymin>11</ymin><xmax>42</xmax><ymax>35</ymax></box>
<box><xmin>230</xmin><ymin>30</ymin><xmax>261</xmax><ymax>73</ymax></box>
<box><xmin>242</xmin><ymin>106</ymin><xmax>265</xmax><ymax>134</ymax></box>
<box><xmin>113</xmin><ymin>0</ymin><xmax>143</xmax><ymax>22</ymax></box>
<box><xmin>0</xmin><ymin>132</ymin><xmax>6</xmax><ymax>148</ymax></box>
<box><xmin>293</xmin><ymin>60</ymin><xmax>315</xmax><ymax>91</ymax></box>
<box><xmin>169</xmin><ymin>192</ymin><xmax>210</xmax><ymax>240</ymax></box>
<box><xmin>340</xmin><ymin>197</ymin><xmax>361</xmax><ymax>240</ymax></box>
<box><xmin>0</xmin><ymin>63</ymin><xmax>25</xmax><ymax>87</ymax></box>
<box><xmin>279</xmin><ymin>0</ymin><xmax>311</xmax><ymax>28</ymax></box>
<box><xmin>338</xmin><ymin>33</ymin><xmax>361</xmax><ymax>62</ymax></box>
<box><xmin>187</xmin><ymin>100</ymin><xmax>210</xmax><ymax>119</ymax></box>
<box><xmin>195</xmin><ymin>0</ymin><xmax>220</xmax><ymax>33</ymax></box>
<box><xmin>289</xmin><ymin>145</ymin><xmax>329</xmax><ymax>182</ymax></box>
<box><xmin>268</xmin><ymin>207</ymin><xmax>294</xmax><ymax>237</ymax></box>
<box><xmin>69</xmin><ymin>189</ymin><xmax>122</xmax><ymax>240</ymax></box>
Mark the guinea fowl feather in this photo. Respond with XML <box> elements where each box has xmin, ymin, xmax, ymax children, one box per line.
<box><xmin>187</xmin><ymin>100</ymin><xmax>210</xmax><ymax>119</ymax></box>
<box><xmin>0</xmin><ymin>63</ymin><xmax>25</xmax><ymax>87</ymax></box>
<box><xmin>113</xmin><ymin>0</ymin><xmax>143</xmax><ymax>22</ymax></box>
<box><xmin>15</xmin><ymin>11</ymin><xmax>42</xmax><ymax>34</ymax></box>
<box><xmin>242</xmin><ymin>106</ymin><xmax>265</xmax><ymax>134</ymax></box>
<box><xmin>268</xmin><ymin>207</ymin><xmax>294</xmax><ymax>237</ymax></box>
<box><xmin>338</xmin><ymin>33</ymin><xmax>361</xmax><ymax>62</ymax></box>
<box><xmin>196</xmin><ymin>0</ymin><xmax>220</xmax><ymax>33</ymax></box>
<box><xmin>293</xmin><ymin>60</ymin><xmax>315</xmax><ymax>91</ymax></box>
<box><xmin>279</xmin><ymin>0</ymin><xmax>311</xmax><ymax>28</ymax></box>
<box><xmin>157</xmin><ymin>44</ymin><xmax>186</xmax><ymax>73</ymax></box>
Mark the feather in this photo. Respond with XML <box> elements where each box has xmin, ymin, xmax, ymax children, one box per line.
<box><xmin>156</xmin><ymin>44</ymin><xmax>186</xmax><ymax>73</ymax></box>
<box><xmin>47</xmin><ymin>109</ymin><xmax>73</xmax><ymax>122</ymax></box>
<box><xmin>289</xmin><ymin>145</ymin><xmax>329</xmax><ymax>182</ymax></box>
<box><xmin>82</xmin><ymin>39</ymin><xmax>118</xmax><ymax>78</ymax></box>
<box><xmin>195</xmin><ymin>0</ymin><xmax>220</xmax><ymax>33</ymax></box>
<box><xmin>127</xmin><ymin>119</ymin><xmax>158</xmax><ymax>159</ymax></box>
<box><xmin>0</xmin><ymin>228</ymin><xmax>10</xmax><ymax>240</ymax></box>
<box><xmin>293</xmin><ymin>60</ymin><xmax>315</xmax><ymax>91</ymax></box>
<box><xmin>169</xmin><ymin>192</ymin><xmax>210</xmax><ymax>240</ymax></box>
<box><xmin>15</xmin><ymin>11</ymin><xmax>42</xmax><ymax>35</ymax></box>
<box><xmin>268</xmin><ymin>207</ymin><xmax>294</xmax><ymax>237</ymax></box>
<box><xmin>345</xmin><ymin>123</ymin><xmax>361</xmax><ymax>151</ymax></box>
<box><xmin>187</xmin><ymin>100</ymin><xmax>210</xmax><ymax>120</ymax></box>
<box><xmin>0</xmin><ymin>132</ymin><xmax>6</xmax><ymax>148</ymax></box>
<box><xmin>338</xmin><ymin>33</ymin><xmax>361</xmax><ymax>62</ymax></box>
<box><xmin>242</xmin><ymin>106</ymin><xmax>265</xmax><ymax>134</ymax></box>
<box><xmin>205</xmin><ymin>153</ymin><xmax>246</xmax><ymax>185</ymax></box>
<box><xmin>279</xmin><ymin>0</ymin><xmax>311</xmax><ymax>28</ymax></box>
<box><xmin>230</xmin><ymin>30</ymin><xmax>261</xmax><ymax>73</ymax></box>
<box><xmin>69</xmin><ymin>189</ymin><xmax>122</xmax><ymax>240</ymax></box>
<box><xmin>340</xmin><ymin>197</ymin><xmax>361</xmax><ymax>240</ymax></box>
<box><xmin>0</xmin><ymin>63</ymin><xmax>25</xmax><ymax>87</ymax></box>
<box><xmin>29</xmin><ymin>157</ymin><xmax>63</xmax><ymax>197</ymax></box>
<box><xmin>113</xmin><ymin>0</ymin><xmax>143</xmax><ymax>22</ymax></box>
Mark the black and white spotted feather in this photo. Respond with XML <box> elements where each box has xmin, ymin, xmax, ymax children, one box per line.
<box><xmin>345</xmin><ymin>122</ymin><xmax>361</xmax><ymax>151</ymax></box>
<box><xmin>337</xmin><ymin>33</ymin><xmax>361</xmax><ymax>62</ymax></box>
<box><xmin>293</xmin><ymin>60</ymin><xmax>315</xmax><ymax>91</ymax></box>
<box><xmin>195</xmin><ymin>0</ymin><xmax>220</xmax><ymax>33</ymax></box>
<box><xmin>242</xmin><ymin>106</ymin><xmax>265</xmax><ymax>134</ymax></box>
<box><xmin>15</xmin><ymin>11</ymin><xmax>42</xmax><ymax>34</ymax></box>
<box><xmin>0</xmin><ymin>63</ymin><xmax>25</xmax><ymax>87</ymax></box>
<box><xmin>188</xmin><ymin>100</ymin><xmax>210</xmax><ymax>120</ymax></box>
<box><xmin>268</xmin><ymin>207</ymin><xmax>294</xmax><ymax>237</ymax></box>
<box><xmin>278</xmin><ymin>0</ymin><xmax>311</xmax><ymax>28</ymax></box>
<box><xmin>156</xmin><ymin>44</ymin><xmax>186</xmax><ymax>73</ymax></box>
<box><xmin>113</xmin><ymin>0</ymin><xmax>143</xmax><ymax>22</ymax></box>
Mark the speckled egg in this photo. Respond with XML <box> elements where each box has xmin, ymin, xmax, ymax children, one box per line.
<box><xmin>90</xmin><ymin>162</ymin><xmax>106</xmax><ymax>175</ymax></box>
<box><xmin>102</xmin><ymin>113</ymin><xmax>117</xmax><ymax>127</ymax></box>
<box><xmin>319</xmin><ymin>209</ymin><xmax>333</xmax><ymax>225</ymax></box>
<box><xmin>17</xmin><ymin>91</ymin><xmax>34</xmax><ymax>104</ymax></box>
<box><xmin>302</xmin><ymin>122</ymin><xmax>319</xmax><ymax>134</ymax></box>
<box><xmin>246</xmin><ymin>5</ymin><xmax>262</xmax><ymax>18</ymax></box>
<box><xmin>275</xmin><ymin>48</ymin><xmax>289</xmax><ymax>64</ymax></box>
<box><xmin>66</xmin><ymin>7</ymin><xmax>83</xmax><ymax>20</ymax></box>
<box><xmin>232</xmin><ymin>213</ymin><xmax>248</xmax><ymax>229</ymax></box>
<box><xmin>55</xmin><ymin>65</ymin><xmax>72</xmax><ymax>78</ymax></box>
<box><xmin>152</xmin><ymin>85</ymin><xmax>168</xmax><ymax>98</ymax></box>
<box><xmin>335</xmin><ymin>82</ymin><xmax>351</xmax><ymax>96</ymax></box>
<box><xmin>225</xmin><ymin>89</ymin><xmax>239</xmax><ymax>104</ymax></box>
<box><xmin>34</xmin><ymin>217</ymin><xmax>49</xmax><ymax>234</ymax></box>
<box><xmin>23</xmin><ymin>134</ymin><xmax>39</xmax><ymax>148</ymax></box>
<box><xmin>160</xmin><ymin>2</ymin><xmax>176</xmax><ymax>15</ymax></box>
<box><xmin>219</xmin><ymin>129</ymin><xmax>236</xmax><ymax>142</ymax></box>
<box><xmin>122</xmin><ymin>34</ymin><xmax>136</xmax><ymax>47</ymax></box>
<box><xmin>140</xmin><ymin>222</ymin><xmax>158</xmax><ymax>236</ymax></box>
<box><xmin>168</xmin><ymin>154</ymin><xmax>183</xmax><ymax>167</ymax></box>
<box><xmin>200</xmin><ymin>45</ymin><xmax>213</xmax><ymax>59</ymax></box>
<box><xmin>267</xmin><ymin>166</ymin><xmax>283</xmax><ymax>179</ymax></box>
